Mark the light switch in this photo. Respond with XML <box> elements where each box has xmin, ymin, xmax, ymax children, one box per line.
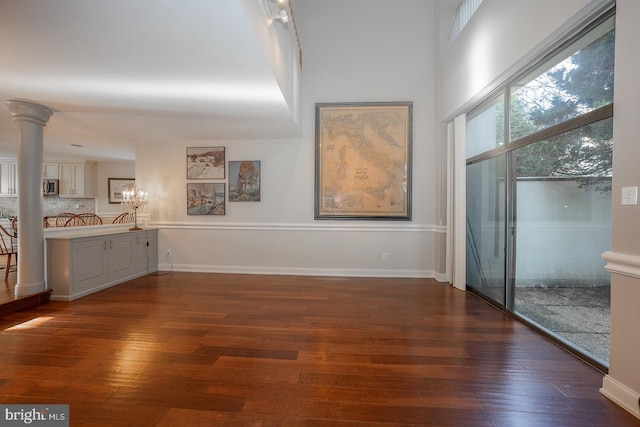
<box><xmin>621</xmin><ymin>186</ymin><xmax>638</xmax><ymax>205</ymax></box>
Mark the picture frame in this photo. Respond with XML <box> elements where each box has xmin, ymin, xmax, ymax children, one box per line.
<box><xmin>187</xmin><ymin>182</ymin><xmax>225</xmax><ymax>215</ymax></box>
<box><xmin>228</xmin><ymin>160</ymin><xmax>261</xmax><ymax>202</ymax></box>
<box><xmin>187</xmin><ymin>146</ymin><xmax>225</xmax><ymax>179</ymax></box>
<box><xmin>108</xmin><ymin>178</ymin><xmax>135</xmax><ymax>204</ymax></box>
<box><xmin>315</xmin><ymin>102</ymin><xmax>412</xmax><ymax>220</ymax></box>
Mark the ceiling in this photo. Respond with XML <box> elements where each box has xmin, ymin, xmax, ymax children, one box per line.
<box><xmin>0</xmin><ymin>0</ymin><xmax>300</xmax><ymax>161</ymax></box>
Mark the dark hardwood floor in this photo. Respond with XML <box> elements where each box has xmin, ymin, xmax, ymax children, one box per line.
<box><xmin>0</xmin><ymin>269</ymin><xmax>51</xmax><ymax>316</ymax></box>
<box><xmin>0</xmin><ymin>272</ymin><xmax>638</xmax><ymax>426</ymax></box>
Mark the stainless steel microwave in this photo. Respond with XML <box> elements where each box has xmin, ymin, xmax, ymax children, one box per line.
<box><xmin>43</xmin><ymin>179</ymin><xmax>59</xmax><ymax>195</ymax></box>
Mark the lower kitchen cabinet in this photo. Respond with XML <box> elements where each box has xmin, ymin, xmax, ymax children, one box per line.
<box><xmin>46</xmin><ymin>229</ymin><xmax>158</xmax><ymax>301</ymax></box>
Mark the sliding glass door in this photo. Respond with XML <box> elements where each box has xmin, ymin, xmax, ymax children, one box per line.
<box><xmin>464</xmin><ymin>13</ymin><xmax>615</xmax><ymax>368</ymax></box>
<box><xmin>512</xmin><ymin>119</ymin><xmax>613</xmax><ymax>364</ymax></box>
<box><xmin>466</xmin><ymin>155</ymin><xmax>506</xmax><ymax>307</ymax></box>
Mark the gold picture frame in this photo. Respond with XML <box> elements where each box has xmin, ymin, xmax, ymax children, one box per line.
<box><xmin>315</xmin><ymin>102</ymin><xmax>412</xmax><ymax>220</ymax></box>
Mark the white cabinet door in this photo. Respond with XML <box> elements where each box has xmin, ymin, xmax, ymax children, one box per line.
<box><xmin>43</xmin><ymin>162</ymin><xmax>59</xmax><ymax>179</ymax></box>
<box><xmin>134</xmin><ymin>230</ymin><xmax>158</xmax><ymax>274</ymax></box>
<box><xmin>59</xmin><ymin>163</ymin><xmax>84</xmax><ymax>197</ymax></box>
<box><xmin>58</xmin><ymin>162</ymin><xmax>96</xmax><ymax>198</ymax></box>
<box><xmin>47</xmin><ymin>229</ymin><xmax>158</xmax><ymax>301</ymax></box>
<box><xmin>71</xmin><ymin>238</ymin><xmax>108</xmax><ymax>293</ymax></box>
<box><xmin>107</xmin><ymin>234</ymin><xmax>135</xmax><ymax>282</ymax></box>
<box><xmin>0</xmin><ymin>160</ymin><xmax>18</xmax><ymax>196</ymax></box>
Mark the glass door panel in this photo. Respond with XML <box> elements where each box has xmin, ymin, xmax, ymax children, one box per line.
<box><xmin>512</xmin><ymin>119</ymin><xmax>612</xmax><ymax>365</ymax></box>
<box><xmin>466</xmin><ymin>155</ymin><xmax>506</xmax><ymax>307</ymax></box>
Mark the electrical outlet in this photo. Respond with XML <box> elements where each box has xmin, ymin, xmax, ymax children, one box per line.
<box><xmin>166</xmin><ymin>249</ymin><xmax>172</xmax><ymax>256</ymax></box>
<box><xmin>622</xmin><ymin>186</ymin><xmax>638</xmax><ymax>205</ymax></box>
<box><xmin>382</xmin><ymin>252</ymin><xmax>388</xmax><ymax>260</ymax></box>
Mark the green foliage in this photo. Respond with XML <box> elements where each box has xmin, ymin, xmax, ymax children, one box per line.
<box><xmin>512</xmin><ymin>30</ymin><xmax>615</xmax><ymax>192</ymax></box>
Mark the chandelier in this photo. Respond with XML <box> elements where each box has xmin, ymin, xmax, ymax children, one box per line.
<box><xmin>121</xmin><ymin>188</ymin><xmax>148</xmax><ymax>231</ymax></box>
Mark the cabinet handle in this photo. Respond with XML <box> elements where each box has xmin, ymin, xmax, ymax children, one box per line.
<box><xmin>103</xmin><ymin>241</ymin><xmax>107</xmax><ymax>250</ymax></box>
<box><xmin>109</xmin><ymin>240</ymin><xmax>112</xmax><ymax>249</ymax></box>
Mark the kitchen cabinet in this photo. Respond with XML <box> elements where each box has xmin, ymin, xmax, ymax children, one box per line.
<box><xmin>58</xmin><ymin>161</ymin><xmax>96</xmax><ymax>198</ymax></box>
<box><xmin>0</xmin><ymin>160</ymin><xmax>18</xmax><ymax>196</ymax></box>
<box><xmin>46</xmin><ymin>229</ymin><xmax>158</xmax><ymax>301</ymax></box>
<box><xmin>134</xmin><ymin>231</ymin><xmax>158</xmax><ymax>275</ymax></box>
<box><xmin>43</xmin><ymin>162</ymin><xmax>59</xmax><ymax>179</ymax></box>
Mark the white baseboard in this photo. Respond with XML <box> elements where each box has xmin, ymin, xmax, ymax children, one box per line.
<box><xmin>157</xmin><ymin>263</ymin><xmax>435</xmax><ymax>279</ymax></box>
<box><xmin>600</xmin><ymin>375</ymin><xmax>640</xmax><ymax>420</ymax></box>
<box><xmin>433</xmin><ymin>272</ymin><xmax>448</xmax><ymax>283</ymax></box>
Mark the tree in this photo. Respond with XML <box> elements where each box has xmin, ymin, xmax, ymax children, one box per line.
<box><xmin>512</xmin><ymin>29</ymin><xmax>615</xmax><ymax>192</ymax></box>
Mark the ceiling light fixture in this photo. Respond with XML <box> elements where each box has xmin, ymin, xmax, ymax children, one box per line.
<box><xmin>272</xmin><ymin>9</ymin><xmax>289</xmax><ymax>24</ymax></box>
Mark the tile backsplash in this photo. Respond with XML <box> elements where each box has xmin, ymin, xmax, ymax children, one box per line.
<box><xmin>0</xmin><ymin>196</ymin><xmax>95</xmax><ymax>218</ymax></box>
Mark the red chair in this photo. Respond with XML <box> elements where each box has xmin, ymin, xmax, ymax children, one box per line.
<box><xmin>77</xmin><ymin>213</ymin><xmax>102</xmax><ymax>226</ymax></box>
<box><xmin>112</xmin><ymin>212</ymin><xmax>134</xmax><ymax>224</ymax></box>
<box><xmin>63</xmin><ymin>215</ymin><xmax>86</xmax><ymax>227</ymax></box>
<box><xmin>55</xmin><ymin>212</ymin><xmax>76</xmax><ymax>227</ymax></box>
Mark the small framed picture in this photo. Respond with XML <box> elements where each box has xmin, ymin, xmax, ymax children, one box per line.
<box><xmin>228</xmin><ymin>161</ymin><xmax>261</xmax><ymax>202</ymax></box>
<box><xmin>187</xmin><ymin>183</ymin><xmax>225</xmax><ymax>215</ymax></box>
<box><xmin>187</xmin><ymin>147</ymin><xmax>225</xmax><ymax>179</ymax></box>
<box><xmin>108</xmin><ymin>178</ymin><xmax>135</xmax><ymax>204</ymax></box>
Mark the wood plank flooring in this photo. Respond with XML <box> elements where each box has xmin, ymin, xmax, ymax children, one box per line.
<box><xmin>0</xmin><ymin>272</ymin><xmax>638</xmax><ymax>426</ymax></box>
<box><xmin>0</xmin><ymin>269</ymin><xmax>52</xmax><ymax>316</ymax></box>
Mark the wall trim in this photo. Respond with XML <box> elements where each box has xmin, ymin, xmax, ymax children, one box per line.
<box><xmin>158</xmin><ymin>263</ymin><xmax>435</xmax><ymax>279</ymax></box>
<box><xmin>433</xmin><ymin>272</ymin><xmax>447</xmax><ymax>283</ymax></box>
<box><xmin>602</xmin><ymin>251</ymin><xmax>640</xmax><ymax>279</ymax></box>
<box><xmin>150</xmin><ymin>221</ymin><xmax>439</xmax><ymax>233</ymax></box>
<box><xmin>601</xmin><ymin>375</ymin><xmax>640</xmax><ymax>420</ymax></box>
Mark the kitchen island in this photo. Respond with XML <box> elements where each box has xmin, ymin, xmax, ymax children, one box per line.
<box><xmin>46</xmin><ymin>227</ymin><xmax>158</xmax><ymax>301</ymax></box>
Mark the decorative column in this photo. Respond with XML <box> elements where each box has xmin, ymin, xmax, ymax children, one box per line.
<box><xmin>5</xmin><ymin>99</ymin><xmax>53</xmax><ymax>297</ymax></box>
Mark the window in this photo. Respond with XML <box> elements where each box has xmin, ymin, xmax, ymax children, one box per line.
<box><xmin>465</xmin><ymin>12</ymin><xmax>615</xmax><ymax>369</ymax></box>
<box><xmin>450</xmin><ymin>0</ymin><xmax>484</xmax><ymax>41</ymax></box>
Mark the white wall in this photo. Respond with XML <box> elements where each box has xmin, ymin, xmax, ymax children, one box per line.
<box><xmin>238</xmin><ymin>0</ymin><xmax>302</xmax><ymax>127</ymax></box>
<box><xmin>441</xmin><ymin>0</ymin><xmax>595</xmax><ymax>119</ymax></box>
<box><xmin>515</xmin><ymin>180</ymin><xmax>610</xmax><ymax>286</ymax></box>
<box><xmin>95</xmin><ymin>160</ymin><xmax>135</xmax><ymax>216</ymax></box>
<box><xmin>135</xmin><ymin>0</ymin><xmax>439</xmax><ymax>278</ymax></box>
<box><xmin>600</xmin><ymin>0</ymin><xmax>640</xmax><ymax>418</ymax></box>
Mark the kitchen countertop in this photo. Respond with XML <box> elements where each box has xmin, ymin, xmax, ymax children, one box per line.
<box><xmin>44</xmin><ymin>224</ymin><xmax>153</xmax><ymax>240</ymax></box>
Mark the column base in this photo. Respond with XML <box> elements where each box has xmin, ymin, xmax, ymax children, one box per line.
<box><xmin>14</xmin><ymin>279</ymin><xmax>46</xmax><ymax>298</ymax></box>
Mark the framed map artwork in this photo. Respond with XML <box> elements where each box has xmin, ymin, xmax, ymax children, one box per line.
<box><xmin>187</xmin><ymin>147</ymin><xmax>225</xmax><ymax>179</ymax></box>
<box><xmin>315</xmin><ymin>102</ymin><xmax>412</xmax><ymax>220</ymax></box>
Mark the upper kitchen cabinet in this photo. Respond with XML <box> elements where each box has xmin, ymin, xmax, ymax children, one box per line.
<box><xmin>58</xmin><ymin>161</ymin><xmax>96</xmax><ymax>198</ymax></box>
<box><xmin>43</xmin><ymin>162</ymin><xmax>59</xmax><ymax>179</ymax></box>
<box><xmin>0</xmin><ymin>160</ymin><xmax>18</xmax><ymax>196</ymax></box>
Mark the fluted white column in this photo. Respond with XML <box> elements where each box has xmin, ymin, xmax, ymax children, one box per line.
<box><xmin>5</xmin><ymin>99</ymin><xmax>52</xmax><ymax>297</ymax></box>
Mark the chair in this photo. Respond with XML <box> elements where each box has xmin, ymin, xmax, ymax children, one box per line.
<box><xmin>10</xmin><ymin>216</ymin><xmax>17</xmax><ymax>235</ymax></box>
<box><xmin>77</xmin><ymin>213</ymin><xmax>102</xmax><ymax>226</ymax></box>
<box><xmin>112</xmin><ymin>212</ymin><xmax>134</xmax><ymax>224</ymax></box>
<box><xmin>56</xmin><ymin>212</ymin><xmax>77</xmax><ymax>227</ymax></box>
<box><xmin>7</xmin><ymin>217</ymin><xmax>49</xmax><ymax>233</ymax></box>
<box><xmin>0</xmin><ymin>225</ymin><xmax>17</xmax><ymax>281</ymax></box>
<box><xmin>63</xmin><ymin>215</ymin><xmax>86</xmax><ymax>227</ymax></box>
